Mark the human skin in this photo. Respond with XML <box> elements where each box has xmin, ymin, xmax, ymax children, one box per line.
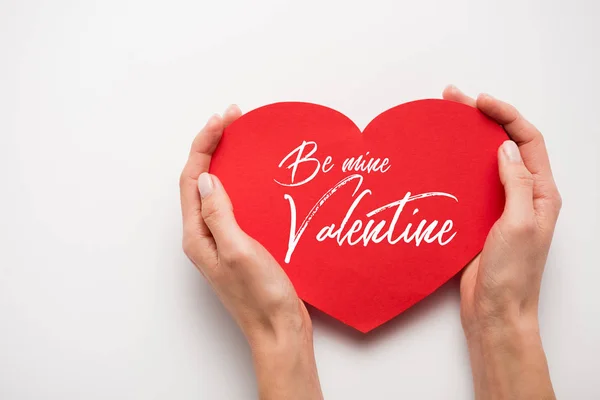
<box><xmin>179</xmin><ymin>105</ymin><xmax>323</xmax><ymax>400</ymax></box>
<box><xmin>179</xmin><ymin>87</ymin><xmax>560</xmax><ymax>399</ymax></box>
<box><xmin>443</xmin><ymin>85</ymin><xmax>560</xmax><ymax>400</ymax></box>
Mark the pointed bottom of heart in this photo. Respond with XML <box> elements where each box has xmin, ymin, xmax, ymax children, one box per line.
<box><xmin>300</xmin><ymin>271</ymin><xmax>463</xmax><ymax>333</ymax></box>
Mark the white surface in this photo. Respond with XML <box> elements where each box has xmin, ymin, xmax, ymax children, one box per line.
<box><xmin>1</xmin><ymin>0</ymin><xmax>599</xmax><ymax>398</ymax></box>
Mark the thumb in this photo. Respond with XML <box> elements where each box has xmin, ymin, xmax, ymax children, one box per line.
<box><xmin>497</xmin><ymin>140</ymin><xmax>535</xmax><ymax>227</ymax></box>
<box><xmin>198</xmin><ymin>172</ymin><xmax>245</xmax><ymax>250</ymax></box>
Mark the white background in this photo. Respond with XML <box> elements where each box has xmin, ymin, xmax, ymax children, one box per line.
<box><xmin>1</xmin><ymin>0</ymin><xmax>599</xmax><ymax>398</ymax></box>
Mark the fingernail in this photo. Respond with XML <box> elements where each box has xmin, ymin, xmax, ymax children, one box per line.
<box><xmin>224</xmin><ymin>104</ymin><xmax>240</xmax><ymax>115</ymax></box>
<box><xmin>502</xmin><ymin>140</ymin><xmax>521</xmax><ymax>163</ymax></box>
<box><xmin>478</xmin><ymin>93</ymin><xmax>494</xmax><ymax>101</ymax></box>
<box><xmin>448</xmin><ymin>84</ymin><xmax>460</xmax><ymax>93</ymax></box>
<box><xmin>205</xmin><ymin>114</ymin><xmax>221</xmax><ymax>128</ymax></box>
<box><xmin>198</xmin><ymin>173</ymin><xmax>214</xmax><ymax>198</ymax></box>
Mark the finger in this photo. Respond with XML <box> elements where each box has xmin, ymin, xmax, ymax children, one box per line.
<box><xmin>223</xmin><ymin>104</ymin><xmax>242</xmax><ymax>128</ymax></box>
<box><xmin>497</xmin><ymin>141</ymin><xmax>535</xmax><ymax>228</ymax></box>
<box><xmin>475</xmin><ymin>95</ymin><xmax>554</xmax><ymax>178</ymax></box>
<box><xmin>442</xmin><ymin>85</ymin><xmax>477</xmax><ymax>107</ymax></box>
<box><xmin>180</xmin><ymin>114</ymin><xmax>224</xmax><ymax>238</ymax></box>
<box><xmin>198</xmin><ymin>172</ymin><xmax>246</xmax><ymax>251</ymax></box>
<box><xmin>179</xmin><ymin>105</ymin><xmax>243</xmax><ymax>238</ymax></box>
<box><xmin>475</xmin><ymin>94</ymin><xmax>561</xmax><ymax>219</ymax></box>
<box><xmin>476</xmin><ymin>94</ymin><xmax>542</xmax><ymax>147</ymax></box>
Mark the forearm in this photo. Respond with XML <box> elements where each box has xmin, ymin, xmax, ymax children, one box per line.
<box><xmin>465</xmin><ymin>316</ymin><xmax>555</xmax><ymax>400</ymax></box>
<box><xmin>250</xmin><ymin>325</ymin><xmax>322</xmax><ymax>400</ymax></box>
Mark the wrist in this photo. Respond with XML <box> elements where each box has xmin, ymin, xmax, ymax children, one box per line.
<box><xmin>243</xmin><ymin>298</ymin><xmax>313</xmax><ymax>355</ymax></box>
<box><xmin>464</xmin><ymin>312</ymin><xmax>555</xmax><ymax>399</ymax></box>
<box><xmin>244</xmin><ymin>299</ymin><xmax>316</xmax><ymax>379</ymax></box>
<box><xmin>467</xmin><ymin>314</ymin><xmax>542</xmax><ymax>363</ymax></box>
<box><xmin>250</xmin><ymin>330</ymin><xmax>315</xmax><ymax>377</ymax></box>
<box><xmin>248</xmin><ymin>315</ymin><xmax>313</xmax><ymax>363</ymax></box>
<box><xmin>461</xmin><ymin>296</ymin><xmax>541</xmax><ymax>341</ymax></box>
<box><xmin>463</xmin><ymin>305</ymin><xmax>540</xmax><ymax>345</ymax></box>
<box><xmin>248</xmin><ymin>311</ymin><xmax>323</xmax><ymax>400</ymax></box>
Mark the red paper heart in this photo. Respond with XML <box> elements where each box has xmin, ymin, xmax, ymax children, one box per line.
<box><xmin>210</xmin><ymin>100</ymin><xmax>506</xmax><ymax>332</ymax></box>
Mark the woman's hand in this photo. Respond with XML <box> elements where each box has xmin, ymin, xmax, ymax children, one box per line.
<box><xmin>443</xmin><ymin>86</ymin><xmax>561</xmax><ymax>399</ymax></box>
<box><xmin>179</xmin><ymin>106</ymin><xmax>323</xmax><ymax>400</ymax></box>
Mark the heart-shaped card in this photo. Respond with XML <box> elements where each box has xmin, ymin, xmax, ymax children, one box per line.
<box><xmin>210</xmin><ymin>100</ymin><xmax>507</xmax><ymax>332</ymax></box>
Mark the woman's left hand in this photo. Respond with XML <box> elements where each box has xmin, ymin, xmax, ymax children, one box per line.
<box><xmin>179</xmin><ymin>105</ymin><xmax>323</xmax><ymax>400</ymax></box>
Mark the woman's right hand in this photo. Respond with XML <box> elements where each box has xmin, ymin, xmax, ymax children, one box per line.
<box><xmin>443</xmin><ymin>86</ymin><xmax>561</xmax><ymax>399</ymax></box>
<box><xmin>179</xmin><ymin>106</ymin><xmax>323</xmax><ymax>400</ymax></box>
